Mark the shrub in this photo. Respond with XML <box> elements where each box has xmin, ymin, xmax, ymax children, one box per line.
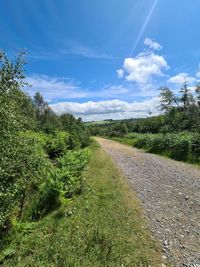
<box><xmin>169</xmin><ymin>134</ymin><xmax>190</xmax><ymax>161</ymax></box>
<box><xmin>129</xmin><ymin>132</ymin><xmax>196</xmax><ymax>163</ymax></box>
<box><xmin>78</xmin><ymin>129</ymin><xmax>91</xmax><ymax>148</ymax></box>
<box><xmin>28</xmin><ymin>176</ymin><xmax>62</xmax><ymax>221</ymax></box>
<box><xmin>44</xmin><ymin>131</ymin><xmax>69</xmax><ymax>159</ymax></box>
<box><xmin>27</xmin><ymin>148</ymin><xmax>90</xmax><ymax>220</ymax></box>
<box><xmin>191</xmin><ymin>133</ymin><xmax>200</xmax><ymax>161</ymax></box>
<box><xmin>68</xmin><ymin>132</ymin><xmax>81</xmax><ymax>150</ymax></box>
<box><xmin>0</xmin><ymin>131</ymin><xmax>48</xmax><ymax>231</ymax></box>
<box><xmin>57</xmin><ymin>149</ymin><xmax>90</xmax><ymax>197</ymax></box>
<box><xmin>134</xmin><ymin>135</ymin><xmax>150</xmax><ymax>149</ymax></box>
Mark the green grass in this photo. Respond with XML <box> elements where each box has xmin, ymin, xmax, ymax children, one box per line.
<box><xmin>110</xmin><ymin>136</ymin><xmax>137</xmax><ymax>146</ymax></box>
<box><xmin>0</xmin><ymin>143</ymin><xmax>163</xmax><ymax>267</ymax></box>
<box><xmin>85</xmin><ymin>120</ymin><xmax>118</xmax><ymax>126</ymax></box>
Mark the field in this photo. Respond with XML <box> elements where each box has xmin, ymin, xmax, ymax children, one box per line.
<box><xmin>85</xmin><ymin>120</ymin><xmax>119</xmax><ymax>126</ymax></box>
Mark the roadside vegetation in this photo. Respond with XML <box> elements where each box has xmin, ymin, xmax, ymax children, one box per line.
<box><xmin>111</xmin><ymin>132</ymin><xmax>200</xmax><ymax>163</ymax></box>
<box><xmin>0</xmin><ymin>51</ymin><xmax>90</xmax><ymax>262</ymax></box>
<box><xmin>1</xmin><ymin>143</ymin><xmax>163</xmax><ymax>267</ymax></box>
<box><xmin>89</xmin><ymin>82</ymin><xmax>200</xmax><ymax>164</ymax></box>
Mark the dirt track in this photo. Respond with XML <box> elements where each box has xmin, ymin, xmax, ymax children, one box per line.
<box><xmin>95</xmin><ymin>137</ymin><xmax>200</xmax><ymax>267</ymax></box>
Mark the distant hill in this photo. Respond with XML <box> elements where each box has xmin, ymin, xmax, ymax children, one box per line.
<box><xmin>85</xmin><ymin>118</ymin><xmax>139</xmax><ymax>126</ymax></box>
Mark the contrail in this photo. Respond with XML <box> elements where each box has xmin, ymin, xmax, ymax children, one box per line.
<box><xmin>129</xmin><ymin>0</ymin><xmax>158</xmax><ymax>56</ymax></box>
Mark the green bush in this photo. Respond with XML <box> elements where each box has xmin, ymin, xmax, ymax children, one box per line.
<box><xmin>22</xmin><ymin>131</ymin><xmax>50</xmax><ymax>148</ymax></box>
<box><xmin>27</xmin><ymin>148</ymin><xmax>90</xmax><ymax>220</ymax></box>
<box><xmin>44</xmin><ymin>131</ymin><xmax>69</xmax><ymax>159</ymax></box>
<box><xmin>124</xmin><ymin>132</ymin><xmax>200</xmax><ymax>163</ymax></box>
<box><xmin>145</xmin><ymin>133</ymin><xmax>190</xmax><ymax>160</ymax></box>
<box><xmin>57</xmin><ymin>149</ymin><xmax>90</xmax><ymax>197</ymax></box>
<box><xmin>28</xmin><ymin>176</ymin><xmax>62</xmax><ymax>221</ymax></box>
<box><xmin>68</xmin><ymin>131</ymin><xmax>81</xmax><ymax>150</ymax></box>
<box><xmin>77</xmin><ymin>128</ymin><xmax>91</xmax><ymax>148</ymax></box>
<box><xmin>145</xmin><ymin>134</ymin><xmax>172</xmax><ymax>154</ymax></box>
<box><xmin>191</xmin><ymin>133</ymin><xmax>200</xmax><ymax>161</ymax></box>
<box><xmin>134</xmin><ymin>136</ymin><xmax>148</xmax><ymax>151</ymax></box>
<box><xmin>169</xmin><ymin>135</ymin><xmax>190</xmax><ymax>161</ymax></box>
<box><xmin>0</xmin><ymin>132</ymin><xmax>48</xmax><ymax>231</ymax></box>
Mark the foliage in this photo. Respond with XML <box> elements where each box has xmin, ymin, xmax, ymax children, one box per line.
<box><xmin>21</xmin><ymin>144</ymin><xmax>90</xmax><ymax>221</ymax></box>
<box><xmin>44</xmin><ymin>131</ymin><xmax>69</xmax><ymax>159</ymax></box>
<box><xmin>0</xmin><ymin>51</ymin><xmax>45</xmax><ymax>232</ymax></box>
<box><xmin>159</xmin><ymin>83</ymin><xmax>200</xmax><ymax>132</ymax></box>
<box><xmin>143</xmin><ymin>133</ymin><xmax>191</xmax><ymax>161</ymax></box>
<box><xmin>28</xmin><ymin>176</ymin><xmax>62</xmax><ymax>221</ymax></box>
<box><xmin>67</xmin><ymin>131</ymin><xmax>81</xmax><ymax>150</ymax></box>
<box><xmin>56</xmin><ymin>149</ymin><xmax>90</xmax><ymax>196</ymax></box>
<box><xmin>33</xmin><ymin>92</ymin><xmax>61</xmax><ymax>133</ymax></box>
<box><xmin>191</xmin><ymin>133</ymin><xmax>200</xmax><ymax>161</ymax></box>
<box><xmin>0</xmin><ymin>145</ymin><xmax>162</xmax><ymax>267</ymax></box>
<box><xmin>113</xmin><ymin>132</ymin><xmax>200</xmax><ymax>163</ymax></box>
<box><xmin>0</xmin><ymin>51</ymin><xmax>91</xmax><ymax>249</ymax></box>
<box><xmin>88</xmin><ymin>122</ymin><xmax>129</xmax><ymax>137</ymax></box>
<box><xmin>0</xmin><ymin>50</ymin><xmax>27</xmax><ymax>94</ymax></box>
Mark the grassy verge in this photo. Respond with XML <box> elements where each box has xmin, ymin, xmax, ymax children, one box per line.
<box><xmin>110</xmin><ymin>136</ymin><xmax>138</xmax><ymax>146</ymax></box>
<box><xmin>1</xmin><ymin>143</ymin><xmax>163</xmax><ymax>267</ymax></box>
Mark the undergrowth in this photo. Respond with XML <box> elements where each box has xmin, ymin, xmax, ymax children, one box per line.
<box><xmin>111</xmin><ymin>132</ymin><xmax>200</xmax><ymax>164</ymax></box>
<box><xmin>0</xmin><ymin>143</ymin><xmax>163</xmax><ymax>267</ymax></box>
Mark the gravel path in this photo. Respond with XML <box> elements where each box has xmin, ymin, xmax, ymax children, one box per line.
<box><xmin>95</xmin><ymin>137</ymin><xmax>200</xmax><ymax>267</ymax></box>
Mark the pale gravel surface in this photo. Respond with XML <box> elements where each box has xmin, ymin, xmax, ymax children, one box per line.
<box><xmin>95</xmin><ymin>137</ymin><xmax>200</xmax><ymax>267</ymax></box>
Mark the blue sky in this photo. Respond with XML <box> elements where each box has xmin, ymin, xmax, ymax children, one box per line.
<box><xmin>1</xmin><ymin>0</ymin><xmax>200</xmax><ymax>121</ymax></box>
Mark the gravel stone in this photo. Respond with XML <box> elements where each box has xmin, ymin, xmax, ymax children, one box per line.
<box><xmin>96</xmin><ymin>138</ymin><xmax>200</xmax><ymax>267</ymax></box>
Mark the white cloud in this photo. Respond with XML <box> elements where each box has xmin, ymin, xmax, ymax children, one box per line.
<box><xmin>188</xmin><ymin>86</ymin><xmax>197</xmax><ymax>93</ymax></box>
<box><xmin>26</xmin><ymin>75</ymin><xmax>88</xmax><ymax>101</ymax></box>
<box><xmin>61</xmin><ymin>44</ymin><xmax>113</xmax><ymax>60</ymax></box>
<box><xmin>108</xmin><ymin>85</ymin><xmax>129</xmax><ymax>94</ymax></box>
<box><xmin>117</xmin><ymin>69</ymin><xmax>124</xmax><ymax>78</ymax></box>
<box><xmin>168</xmin><ymin>73</ymin><xmax>196</xmax><ymax>85</ymax></box>
<box><xmin>196</xmin><ymin>64</ymin><xmax>200</xmax><ymax>78</ymax></box>
<box><xmin>25</xmin><ymin>75</ymin><xmax>136</xmax><ymax>103</ymax></box>
<box><xmin>144</xmin><ymin>38</ymin><xmax>162</xmax><ymax>51</ymax></box>
<box><xmin>51</xmin><ymin>98</ymin><xmax>160</xmax><ymax>121</ymax></box>
<box><xmin>119</xmin><ymin>52</ymin><xmax>168</xmax><ymax>84</ymax></box>
<box><xmin>196</xmin><ymin>71</ymin><xmax>200</xmax><ymax>78</ymax></box>
<box><xmin>102</xmin><ymin>85</ymin><xmax>130</xmax><ymax>96</ymax></box>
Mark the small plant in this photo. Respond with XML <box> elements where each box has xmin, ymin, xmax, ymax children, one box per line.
<box><xmin>28</xmin><ymin>176</ymin><xmax>62</xmax><ymax>221</ymax></box>
<box><xmin>44</xmin><ymin>131</ymin><xmax>69</xmax><ymax>159</ymax></box>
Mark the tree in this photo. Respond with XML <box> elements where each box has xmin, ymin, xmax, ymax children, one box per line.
<box><xmin>33</xmin><ymin>92</ymin><xmax>61</xmax><ymax>132</ymax></box>
<box><xmin>33</xmin><ymin>92</ymin><xmax>48</xmax><ymax>123</ymax></box>
<box><xmin>0</xmin><ymin>52</ymin><xmax>44</xmax><ymax>232</ymax></box>
<box><xmin>196</xmin><ymin>84</ymin><xmax>200</xmax><ymax>107</ymax></box>
<box><xmin>60</xmin><ymin>113</ymin><xmax>70</xmax><ymax>130</ymax></box>
<box><xmin>121</xmin><ymin>123</ymin><xmax>128</xmax><ymax>135</ymax></box>
<box><xmin>0</xmin><ymin>50</ymin><xmax>27</xmax><ymax>95</ymax></box>
<box><xmin>159</xmin><ymin>86</ymin><xmax>178</xmax><ymax>112</ymax></box>
<box><xmin>179</xmin><ymin>80</ymin><xmax>192</xmax><ymax>110</ymax></box>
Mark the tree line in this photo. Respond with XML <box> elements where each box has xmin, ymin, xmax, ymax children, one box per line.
<box><xmin>89</xmin><ymin>81</ymin><xmax>200</xmax><ymax>136</ymax></box>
